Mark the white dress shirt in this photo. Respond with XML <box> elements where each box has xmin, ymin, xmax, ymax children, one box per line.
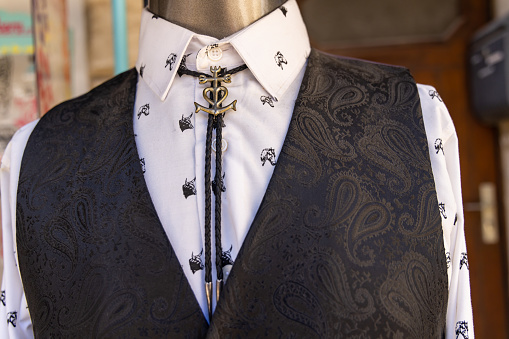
<box><xmin>0</xmin><ymin>1</ymin><xmax>473</xmax><ymax>337</ymax></box>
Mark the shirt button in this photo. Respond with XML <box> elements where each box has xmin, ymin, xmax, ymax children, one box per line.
<box><xmin>208</xmin><ymin>47</ymin><xmax>223</xmax><ymax>61</ymax></box>
<box><xmin>212</xmin><ymin>138</ymin><xmax>228</xmax><ymax>153</ymax></box>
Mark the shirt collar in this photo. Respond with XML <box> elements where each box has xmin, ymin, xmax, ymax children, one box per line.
<box><xmin>136</xmin><ymin>0</ymin><xmax>310</xmax><ymax>101</ymax></box>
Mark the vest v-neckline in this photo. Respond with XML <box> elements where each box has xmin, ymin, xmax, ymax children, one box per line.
<box><xmin>126</xmin><ymin>52</ymin><xmax>316</xmax><ymax>325</ymax></box>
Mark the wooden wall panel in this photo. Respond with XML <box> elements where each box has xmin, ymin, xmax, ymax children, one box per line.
<box><xmin>86</xmin><ymin>0</ymin><xmax>142</xmax><ymax>86</ymax></box>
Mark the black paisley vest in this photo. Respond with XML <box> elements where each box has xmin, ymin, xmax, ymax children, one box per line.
<box><xmin>16</xmin><ymin>49</ymin><xmax>448</xmax><ymax>338</ymax></box>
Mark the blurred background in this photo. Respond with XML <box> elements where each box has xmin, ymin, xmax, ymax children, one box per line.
<box><xmin>0</xmin><ymin>0</ymin><xmax>506</xmax><ymax>337</ymax></box>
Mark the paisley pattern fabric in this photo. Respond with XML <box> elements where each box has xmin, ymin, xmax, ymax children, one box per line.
<box><xmin>16</xmin><ymin>49</ymin><xmax>447</xmax><ymax>338</ymax></box>
<box><xmin>16</xmin><ymin>71</ymin><xmax>208</xmax><ymax>338</ymax></box>
<box><xmin>209</xmin><ymin>50</ymin><xmax>448</xmax><ymax>337</ymax></box>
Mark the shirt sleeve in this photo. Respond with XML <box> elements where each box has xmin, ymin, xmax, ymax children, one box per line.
<box><xmin>418</xmin><ymin>84</ymin><xmax>474</xmax><ymax>339</ymax></box>
<box><xmin>0</xmin><ymin>120</ymin><xmax>38</xmax><ymax>339</ymax></box>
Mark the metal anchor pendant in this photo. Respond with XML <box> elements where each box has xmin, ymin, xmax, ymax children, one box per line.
<box><xmin>195</xmin><ymin>66</ymin><xmax>237</xmax><ymax>116</ymax></box>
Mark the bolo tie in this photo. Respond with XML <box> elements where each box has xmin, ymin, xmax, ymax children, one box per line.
<box><xmin>178</xmin><ymin>63</ymin><xmax>247</xmax><ymax>318</ymax></box>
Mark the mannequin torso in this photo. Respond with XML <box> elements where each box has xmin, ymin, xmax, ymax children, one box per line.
<box><xmin>148</xmin><ymin>0</ymin><xmax>287</xmax><ymax>38</ymax></box>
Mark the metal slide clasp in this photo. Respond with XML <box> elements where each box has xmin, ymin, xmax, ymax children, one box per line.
<box><xmin>194</xmin><ymin>66</ymin><xmax>237</xmax><ymax>116</ymax></box>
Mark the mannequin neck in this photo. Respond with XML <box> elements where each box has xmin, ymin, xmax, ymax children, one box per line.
<box><xmin>148</xmin><ymin>0</ymin><xmax>287</xmax><ymax>39</ymax></box>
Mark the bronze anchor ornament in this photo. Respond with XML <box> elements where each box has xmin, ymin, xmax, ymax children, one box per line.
<box><xmin>195</xmin><ymin>66</ymin><xmax>237</xmax><ymax>116</ymax></box>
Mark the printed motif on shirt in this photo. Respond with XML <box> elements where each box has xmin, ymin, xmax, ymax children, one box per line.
<box><xmin>455</xmin><ymin>321</ymin><xmax>469</xmax><ymax>339</ymax></box>
<box><xmin>261</xmin><ymin>148</ymin><xmax>277</xmax><ymax>166</ymax></box>
<box><xmin>221</xmin><ymin>245</ymin><xmax>234</xmax><ymax>267</ymax></box>
<box><xmin>445</xmin><ymin>252</ymin><xmax>451</xmax><ymax>269</ymax></box>
<box><xmin>280</xmin><ymin>6</ymin><xmax>288</xmax><ymax>17</ymax></box>
<box><xmin>139</xmin><ymin>64</ymin><xmax>145</xmax><ymax>78</ymax></box>
<box><xmin>212</xmin><ymin>172</ymin><xmax>226</xmax><ymax>195</ymax></box>
<box><xmin>260</xmin><ymin>95</ymin><xmax>275</xmax><ymax>107</ymax></box>
<box><xmin>454</xmin><ymin>214</ymin><xmax>458</xmax><ymax>225</ymax></box>
<box><xmin>182</xmin><ymin>177</ymin><xmax>197</xmax><ymax>199</ymax></box>
<box><xmin>434</xmin><ymin>138</ymin><xmax>444</xmax><ymax>155</ymax></box>
<box><xmin>210</xmin><ymin>114</ymin><xmax>226</xmax><ymax>129</ymax></box>
<box><xmin>429</xmin><ymin>89</ymin><xmax>443</xmax><ymax>102</ymax></box>
<box><xmin>439</xmin><ymin>202</ymin><xmax>447</xmax><ymax>219</ymax></box>
<box><xmin>137</xmin><ymin>103</ymin><xmax>150</xmax><ymax>119</ymax></box>
<box><xmin>178</xmin><ymin>53</ymin><xmax>193</xmax><ymax>75</ymax></box>
<box><xmin>460</xmin><ymin>253</ymin><xmax>469</xmax><ymax>270</ymax></box>
<box><xmin>165</xmin><ymin>53</ymin><xmax>177</xmax><ymax>71</ymax></box>
<box><xmin>0</xmin><ymin>291</ymin><xmax>4</xmax><ymax>306</ymax></box>
<box><xmin>275</xmin><ymin>51</ymin><xmax>287</xmax><ymax>70</ymax></box>
<box><xmin>189</xmin><ymin>249</ymin><xmax>204</xmax><ymax>274</ymax></box>
<box><xmin>7</xmin><ymin>311</ymin><xmax>16</xmax><ymax>327</ymax></box>
<box><xmin>140</xmin><ymin>158</ymin><xmax>146</xmax><ymax>173</ymax></box>
<box><xmin>179</xmin><ymin>113</ymin><xmax>194</xmax><ymax>132</ymax></box>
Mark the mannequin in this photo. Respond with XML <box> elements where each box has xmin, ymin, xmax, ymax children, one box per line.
<box><xmin>2</xmin><ymin>1</ymin><xmax>471</xmax><ymax>336</ymax></box>
<box><xmin>148</xmin><ymin>0</ymin><xmax>287</xmax><ymax>38</ymax></box>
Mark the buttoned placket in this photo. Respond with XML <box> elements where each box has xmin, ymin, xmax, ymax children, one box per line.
<box><xmin>132</xmin><ymin>0</ymin><xmax>311</xmax><ymax>321</ymax></box>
